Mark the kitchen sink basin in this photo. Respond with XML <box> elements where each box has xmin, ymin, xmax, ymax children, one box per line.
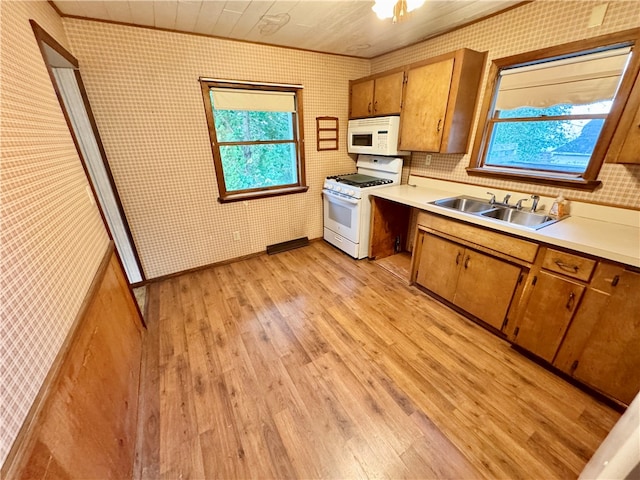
<box><xmin>430</xmin><ymin>195</ymin><xmax>563</xmax><ymax>230</ymax></box>
<box><xmin>480</xmin><ymin>207</ymin><xmax>559</xmax><ymax>229</ymax></box>
<box><xmin>432</xmin><ymin>196</ymin><xmax>494</xmax><ymax>213</ymax></box>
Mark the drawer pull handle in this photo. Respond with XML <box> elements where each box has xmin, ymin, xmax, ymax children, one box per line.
<box><xmin>464</xmin><ymin>255</ymin><xmax>470</xmax><ymax>269</ymax></box>
<box><xmin>554</xmin><ymin>259</ymin><xmax>579</xmax><ymax>273</ymax></box>
<box><xmin>368</xmin><ymin>102</ymin><xmax>372</xmax><ymax>114</ymax></box>
<box><xmin>455</xmin><ymin>252</ymin><xmax>462</xmax><ymax>265</ymax></box>
<box><xmin>437</xmin><ymin>118</ymin><xmax>442</xmax><ymax>132</ymax></box>
<box><xmin>612</xmin><ymin>275</ymin><xmax>620</xmax><ymax>287</ymax></box>
<box><xmin>374</xmin><ymin>100</ymin><xmax>378</xmax><ymax>112</ymax></box>
<box><xmin>566</xmin><ymin>292</ymin><xmax>576</xmax><ymax>311</ymax></box>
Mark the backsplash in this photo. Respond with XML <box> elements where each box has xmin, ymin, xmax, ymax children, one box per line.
<box><xmin>373</xmin><ymin>1</ymin><xmax>640</xmax><ymax>209</ymax></box>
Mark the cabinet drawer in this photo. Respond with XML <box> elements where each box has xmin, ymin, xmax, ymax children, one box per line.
<box><xmin>417</xmin><ymin>211</ymin><xmax>538</xmax><ymax>263</ymax></box>
<box><xmin>541</xmin><ymin>248</ymin><xmax>596</xmax><ymax>282</ymax></box>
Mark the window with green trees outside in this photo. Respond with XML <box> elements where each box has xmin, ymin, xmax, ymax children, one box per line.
<box><xmin>468</xmin><ymin>31</ymin><xmax>639</xmax><ymax>190</ymax></box>
<box><xmin>200</xmin><ymin>80</ymin><xmax>307</xmax><ymax>202</ymax></box>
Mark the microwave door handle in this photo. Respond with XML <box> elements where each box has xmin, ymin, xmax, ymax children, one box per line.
<box><xmin>323</xmin><ymin>190</ymin><xmax>359</xmax><ymax>205</ymax></box>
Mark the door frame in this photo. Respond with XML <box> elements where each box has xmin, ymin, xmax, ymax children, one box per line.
<box><xmin>30</xmin><ymin>20</ymin><xmax>146</xmax><ymax>285</ymax></box>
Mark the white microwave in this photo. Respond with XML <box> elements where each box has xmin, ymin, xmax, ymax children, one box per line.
<box><xmin>347</xmin><ymin>116</ymin><xmax>409</xmax><ymax>156</ymax></box>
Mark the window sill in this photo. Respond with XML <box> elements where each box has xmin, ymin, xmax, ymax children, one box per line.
<box><xmin>218</xmin><ymin>185</ymin><xmax>309</xmax><ymax>203</ymax></box>
<box><xmin>466</xmin><ymin>167</ymin><xmax>602</xmax><ymax>191</ymax></box>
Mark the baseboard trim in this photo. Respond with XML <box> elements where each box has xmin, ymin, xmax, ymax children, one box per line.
<box><xmin>134</xmin><ymin>237</ymin><xmax>322</xmax><ymax>287</ymax></box>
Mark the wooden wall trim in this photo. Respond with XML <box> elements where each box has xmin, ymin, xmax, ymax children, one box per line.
<box><xmin>1</xmin><ymin>242</ymin><xmax>144</xmax><ymax>479</ymax></box>
<box><xmin>1</xmin><ymin>242</ymin><xmax>114</xmax><ymax>478</ymax></box>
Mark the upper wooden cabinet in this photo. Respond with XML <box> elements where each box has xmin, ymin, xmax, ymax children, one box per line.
<box><xmin>348</xmin><ymin>49</ymin><xmax>486</xmax><ymax>153</ymax></box>
<box><xmin>399</xmin><ymin>49</ymin><xmax>486</xmax><ymax>154</ymax></box>
<box><xmin>349</xmin><ymin>70</ymin><xmax>404</xmax><ymax>118</ymax></box>
<box><xmin>607</xmin><ymin>68</ymin><xmax>640</xmax><ymax>164</ymax></box>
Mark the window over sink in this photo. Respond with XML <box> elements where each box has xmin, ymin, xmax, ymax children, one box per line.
<box><xmin>199</xmin><ymin>79</ymin><xmax>308</xmax><ymax>202</ymax></box>
<box><xmin>468</xmin><ymin>29</ymin><xmax>640</xmax><ymax>190</ymax></box>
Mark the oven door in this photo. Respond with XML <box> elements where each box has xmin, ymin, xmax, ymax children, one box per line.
<box><xmin>323</xmin><ymin>189</ymin><xmax>360</xmax><ymax>244</ymax></box>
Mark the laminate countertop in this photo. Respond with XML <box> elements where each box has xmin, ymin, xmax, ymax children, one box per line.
<box><xmin>370</xmin><ymin>182</ymin><xmax>640</xmax><ymax>268</ymax></box>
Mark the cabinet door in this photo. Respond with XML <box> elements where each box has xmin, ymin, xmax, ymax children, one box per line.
<box><xmin>350</xmin><ymin>79</ymin><xmax>374</xmax><ymax>118</ymax></box>
<box><xmin>561</xmin><ymin>270</ymin><xmax>640</xmax><ymax>404</ymax></box>
<box><xmin>608</xmin><ymin>69</ymin><xmax>640</xmax><ymax>164</ymax></box>
<box><xmin>399</xmin><ymin>58</ymin><xmax>454</xmax><ymax>152</ymax></box>
<box><xmin>454</xmin><ymin>250</ymin><xmax>521</xmax><ymax>330</ymax></box>
<box><xmin>373</xmin><ymin>71</ymin><xmax>404</xmax><ymax>116</ymax></box>
<box><xmin>617</xmin><ymin>104</ymin><xmax>640</xmax><ymax>164</ymax></box>
<box><xmin>513</xmin><ymin>271</ymin><xmax>585</xmax><ymax>363</ymax></box>
<box><xmin>415</xmin><ymin>232</ymin><xmax>462</xmax><ymax>302</ymax></box>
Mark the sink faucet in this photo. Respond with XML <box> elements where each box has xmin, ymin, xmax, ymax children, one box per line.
<box><xmin>502</xmin><ymin>194</ymin><xmax>511</xmax><ymax>206</ymax></box>
<box><xmin>515</xmin><ymin>197</ymin><xmax>529</xmax><ymax>210</ymax></box>
<box><xmin>530</xmin><ymin>195</ymin><xmax>540</xmax><ymax>212</ymax></box>
<box><xmin>486</xmin><ymin>191</ymin><xmax>496</xmax><ymax>205</ymax></box>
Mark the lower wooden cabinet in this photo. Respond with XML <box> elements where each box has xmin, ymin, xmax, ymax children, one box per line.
<box><xmin>511</xmin><ymin>271</ymin><xmax>585</xmax><ymax>363</ymax></box>
<box><xmin>554</xmin><ymin>265</ymin><xmax>640</xmax><ymax>405</ymax></box>
<box><xmin>415</xmin><ymin>231</ymin><xmax>522</xmax><ymax>330</ymax></box>
<box><xmin>407</xmin><ymin>212</ymin><xmax>639</xmax><ymax>406</ymax></box>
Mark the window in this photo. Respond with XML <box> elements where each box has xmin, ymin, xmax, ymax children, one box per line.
<box><xmin>200</xmin><ymin>79</ymin><xmax>307</xmax><ymax>202</ymax></box>
<box><xmin>469</xmin><ymin>31</ymin><xmax>640</xmax><ymax>190</ymax></box>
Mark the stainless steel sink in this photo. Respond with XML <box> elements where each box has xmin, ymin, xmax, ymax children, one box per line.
<box><xmin>430</xmin><ymin>195</ymin><xmax>563</xmax><ymax>230</ymax></box>
<box><xmin>432</xmin><ymin>196</ymin><xmax>494</xmax><ymax>213</ymax></box>
<box><xmin>480</xmin><ymin>206</ymin><xmax>559</xmax><ymax>229</ymax></box>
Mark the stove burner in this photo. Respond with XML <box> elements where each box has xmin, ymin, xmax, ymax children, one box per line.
<box><xmin>326</xmin><ymin>173</ymin><xmax>393</xmax><ymax>188</ymax></box>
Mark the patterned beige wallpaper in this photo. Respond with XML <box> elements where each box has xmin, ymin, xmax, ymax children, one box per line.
<box><xmin>0</xmin><ymin>1</ymin><xmax>110</xmax><ymax>467</ymax></box>
<box><xmin>63</xmin><ymin>19</ymin><xmax>370</xmax><ymax>279</ymax></box>
<box><xmin>373</xmin><ymin>1</ymin><xmax>640</xmax><ymax>208</ymax></box>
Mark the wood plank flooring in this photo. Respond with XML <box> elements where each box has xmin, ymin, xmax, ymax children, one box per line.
<box><xmin>136</xmin><ymin>240</ymin><xmax>620</xmax><ymax>479</ymax></box>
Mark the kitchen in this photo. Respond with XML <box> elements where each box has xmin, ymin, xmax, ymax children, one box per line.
<box><xmin>2</xmin><ymin>0</ymin><xmax>639</xmax><ymax>478</ymax></box>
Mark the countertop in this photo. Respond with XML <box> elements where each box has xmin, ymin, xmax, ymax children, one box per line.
<box><xmin>370</xmin><ymin>182</ymin><xmax>640</xmax><ymax>268</ymax></box>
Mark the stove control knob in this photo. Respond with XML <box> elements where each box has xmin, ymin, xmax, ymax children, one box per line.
<box><xmin>348</xmin><ymin>190</ymin><xmax>355</xmax><ymax>196</ymax></box>
<box><xmin>335</xmin><ymin>187</ymin><xmax>342</xmax><ymax>192</ymax></box>
<box><xmin>327</xmin><ymin>184</ymin><xmax>332</xmax><ymax>190</ymax></box>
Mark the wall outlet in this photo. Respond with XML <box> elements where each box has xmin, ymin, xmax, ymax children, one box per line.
<box><xmin>425</xmin><ymin>155</ymin><xmax>432</xmax><ymax>166</ymax></box>
<box><xmin>233</xmin><ymin>231</ymin><xmax>240</xmax><ymax>241</ymax></box>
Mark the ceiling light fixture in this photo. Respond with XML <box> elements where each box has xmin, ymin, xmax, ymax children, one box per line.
<box><xmin>372</xmin><ymin>0</ymin><xmax>426</xmax><ymax>23</ymax></box>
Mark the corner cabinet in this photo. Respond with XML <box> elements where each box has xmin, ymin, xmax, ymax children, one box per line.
<box><xmin>399</xmin><ymin>49</ymin><xmax>486</xmax><ymax>153</ymax></box>
<box><xmin>349</xmin><ymin>69</ymin><xmax>405</xmax><ymax>118</ymax></box>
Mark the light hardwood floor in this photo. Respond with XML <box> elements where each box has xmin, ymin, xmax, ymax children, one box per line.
<box><xmin>136</xmin><ymin>241</ymin><xmax>620</xmax><ymax>479</ymax></box>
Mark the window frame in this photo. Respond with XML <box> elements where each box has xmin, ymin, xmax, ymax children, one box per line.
<box><xmin>199</xmin><ymin>79</ymin><xmax>308</xmax><ymax>203</ymax></box>
<box><xmin>468</xmin><ymin>29</ymin><xmax>640</xmax><ymax>190</ymax></box>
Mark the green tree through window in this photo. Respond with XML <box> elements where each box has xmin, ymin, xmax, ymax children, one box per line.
<box><xmin>199</xmin><ymin>80</ymin><xmax>307</xmax><ymax>202</ymax></box>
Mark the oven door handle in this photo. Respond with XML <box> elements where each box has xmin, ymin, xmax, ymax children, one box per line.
<box><xmin>323</xmin><ymin>190</ymin><xmax>359</xmax><ymax>205</ymax></box>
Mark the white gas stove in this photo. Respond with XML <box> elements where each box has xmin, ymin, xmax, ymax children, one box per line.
<box><xmin>323</xmin><ymin>155</ymin><xmax>403</xmax><ymax>259</ymax></box>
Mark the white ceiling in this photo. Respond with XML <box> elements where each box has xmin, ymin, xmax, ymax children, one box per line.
<box><xmin>52</xmin><ymin>0</ymin><xmax>523</xmax><ymax>58</ymax></box>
